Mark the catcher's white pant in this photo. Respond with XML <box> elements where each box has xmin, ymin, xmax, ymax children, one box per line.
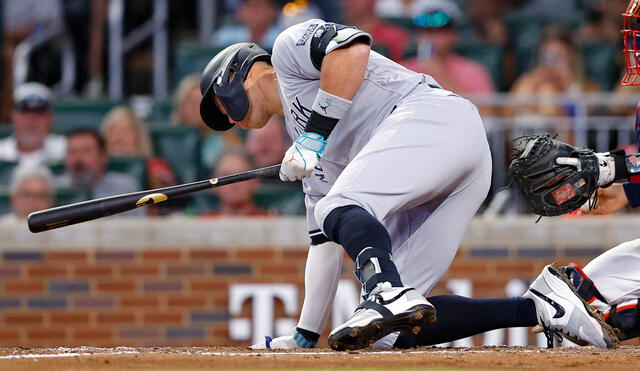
<box><xmin>584</xmin><ymin>238</ymin><xmax>640</xmax><ymax>313</ymax></box>
<box><xmin>313</xmin><ymin>86</ymin><xmax>493</xmax><ymax>296</ymax></box>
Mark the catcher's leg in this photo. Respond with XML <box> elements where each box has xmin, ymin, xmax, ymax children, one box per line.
<box><xmin>606</xmin><ymin>300</ymin><xmax>640</xmax><ymax>341</ymax></box>
<box><xmin>582</xmin><ymin>238</ymin><xmax>640</xmax><ymax>309</ymax></box>
<box><xmin>560</xmin><ymin>238</ymin><xmax>640</xmax><ymax>342</ymax></box>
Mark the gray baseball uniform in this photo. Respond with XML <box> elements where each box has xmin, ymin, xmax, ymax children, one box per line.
<box><xmin>272</xmin><ymin>19</ymin><xmax>492</xmax><ymax>332</ymax></box>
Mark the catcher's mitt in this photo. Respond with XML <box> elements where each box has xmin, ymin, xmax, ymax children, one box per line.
<box><xmin>508</xmin><ymin>135</ymin><xmax>599</xmax><ymax>216</ymax></box>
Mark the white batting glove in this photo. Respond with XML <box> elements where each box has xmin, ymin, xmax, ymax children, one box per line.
<box><xmin>279</xmin><ymin>132</ymin><xmax>326</xmax><ymax>181</ymax></box>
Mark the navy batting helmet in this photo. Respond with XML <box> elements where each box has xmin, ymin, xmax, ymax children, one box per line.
<box><xmin>199</xmin><ymin>42</ymin><xmax>271</xmax><ymax>131</ymax></box>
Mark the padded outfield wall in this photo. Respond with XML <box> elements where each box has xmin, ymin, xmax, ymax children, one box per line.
<box><xmin>0</xmin><ymin>216</ymin><xmax>638</xmax><ymax>347</ymax></box>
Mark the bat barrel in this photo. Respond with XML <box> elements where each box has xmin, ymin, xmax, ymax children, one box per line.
<box><xmin>27</xmin><ymin>164</ymin><xmax>281</xmax><ymax>233</ymax></box>
<box><xmin>27</xmin><ymin>191</ymin><xmax>165</xmax><ymax>233</ymax></box>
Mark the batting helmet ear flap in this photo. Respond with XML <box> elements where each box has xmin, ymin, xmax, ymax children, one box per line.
<box><xmin>214</xmin><ymin>73</ymin><xmax>250</xmax><ymax>123</ymax></box>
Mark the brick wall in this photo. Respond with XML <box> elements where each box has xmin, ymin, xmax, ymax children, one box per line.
<box><xmin>0</xmin><ymin>217</ymin><xmax>637</xmax><ymax>347</ymax></box>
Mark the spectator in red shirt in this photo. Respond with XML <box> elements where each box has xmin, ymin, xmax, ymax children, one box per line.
<box><xmin>402</xmin><ymin>0</ymin><xmax>495</xmax><ymax>95</ymax></box>
<box><xmin>342</xmin><ymin>0</ymin><xmax>409</xmax><ymax>61</ymax></box>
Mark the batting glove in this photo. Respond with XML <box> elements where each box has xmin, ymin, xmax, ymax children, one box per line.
<box><xmin>279</xmin><ymin>132</ymin><xmax>326</xmax><ymax>181</ymax></box>
<box><xmin>249</xmin><ymin>330</ymin><xmax>317</xmax><ymax>349</ymax></box>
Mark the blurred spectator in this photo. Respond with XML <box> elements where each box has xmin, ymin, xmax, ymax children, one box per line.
<box><xmin>342</xmin><ymin>0</ymin><xmax>409</xmax><ymax>61</ymax></box>
<box><xmin>101</xmin><ymin>106</ymin><xmax>176</xmax><ymax>190</ymax></box>
<box><xmin>402</xmin><ymin>0</ymin><xmax>495</xmax><ymax>95</ymax></box>
<box><xmin>466</xmin><ymin>0</ymin><xmax>510</xmax><ymax>47</ymax></box>
<box><xmin>375</xmin><ymin>0</ymin><xmax>414</xmax><ymax>18</ymax></box>
<box><xmin>101</xmin><ymin>107</ymin><xmax>183</xmax><ymax>215</ymax></box>
<box><xmin>1</xmin><ymin>164</ymin><xmax>54</xmax><ymax>222</ymax></box>
<box><xmin>202</xmin><ymin>148</ymin><xmax>270</xmax><ymax>217</ymax></box>
<box><xmin>1</xmin><ymin>0</ymin><xmax>63</xmax><ymax>120</ymax></box>
<box><xmin>578</xmin><ymin>0</ymin><xmax>628</xmax><ymax>45</ymax></box>
<box><xmin>509</xmin><ymin>26</ymin><xmax>600</xmax><ymax>117</ymax></box>
<box><xmin>279</xmin><ymin>0</ymin><xmax>323</xmax><ymax>29</ymax></box>
<box><xmin>245</xmin><ymin>116</ymin><xmax>288</xmax><ymax>168</ymax></box>
<box><xmin>508</xmin><ymin>0</ymin><xmax>577</xmax><ymax>23</ymax></box>
<box><xmin>61</xmin><ymin>0</ymin><xmax>107</xmax><ymax>97</ymax></box>
<box><xmin>172</xmin><ymin>75</ymin><xmax>241</xmax><ymax>170</ymax></box>
<box><xmin>0</xmin><ymin>83</ymin><xmax>66</xmax><ymax>166</ymax></box>
<box><xmin>465</xmin><ymin>0</ymin><xmax>519</xmax><ymax>90</ymax></box>
<box><xmin>57</xmin><ymin>128</ymin><xmax>144</xmax><ymax>216</ymax></box>
<box><xmin>211</xmin><ymin>0</ymin><xmax>282</xmax><ymax>49</ymax></box>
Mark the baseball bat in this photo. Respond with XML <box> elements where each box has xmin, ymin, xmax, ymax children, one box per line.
<box><xmin>27</xmin><ymin>164</ymin><xmax>281</xmax><ymax>233</ymax></box>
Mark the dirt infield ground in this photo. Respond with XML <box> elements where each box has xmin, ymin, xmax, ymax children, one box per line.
<box><xmin>0</xmin><ymin>346</ymin><xmax>638</xmax><ymax>370</ymax></box>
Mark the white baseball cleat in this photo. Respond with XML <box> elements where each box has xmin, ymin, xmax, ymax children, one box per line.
<box><xmin>249</xmin><ymin>329</ymin><xmax>316</xmax><ymax>350</ymax></box>
<box><xmin>523</xmin><ymin>264</ymin><xmax>618</xmax><ymax>349</ymax></box>
<box><xmin>328</xmin><ymin>282</ymin><xmax>436</xmax><ymax>351</ymax></box>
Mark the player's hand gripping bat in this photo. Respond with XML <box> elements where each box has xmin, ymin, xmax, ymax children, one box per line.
<box><xmin>27</xmin><ymin>164</ymin><xmax>281</xmax><ymax>233</ymax></box>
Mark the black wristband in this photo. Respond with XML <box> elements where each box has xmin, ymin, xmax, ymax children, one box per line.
<box><xmin>600</xmin><ymin>149</ymin><xmax>628</xmax><ymax>188</ymax></box>
<box><xmin>305</xmin><ymin>111</ymin><xmax>339</xmax><ymax>139</ymax></box>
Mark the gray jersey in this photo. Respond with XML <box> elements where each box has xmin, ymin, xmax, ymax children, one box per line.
<box><xmin>272</xmin><ymin>19</ymin><xmax>438</xmax><ymax>198</ymax></box>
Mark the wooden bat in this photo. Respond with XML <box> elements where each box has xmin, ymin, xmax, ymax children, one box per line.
<box><xmin>27</xmin><ymin>164</ymin><xmax>281</xmax><ymax>233</ymax></box>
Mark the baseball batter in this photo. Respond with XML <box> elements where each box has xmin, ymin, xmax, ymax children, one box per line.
<box><xmin>200</xmin><ymin>18</ymin><xmax>491</xmax><ymax>350</ymax></box>
<box><xmin>199</xmin><ymin>16</ymin><xmax>615</xmax><ymax>351</ymax></box>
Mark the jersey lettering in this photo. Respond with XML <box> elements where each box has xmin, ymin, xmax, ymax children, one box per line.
<box><xmin>290</xmin><ymin>96</ymin><xmax>313</xmax><ymax>135</ymax></box>
<box><xmin>296</xmin><ymin>23</ymin><xmax>318</xmax><ymax>46</ymax></box>
<box><xmin>314</xmin><ymin>164</ymin><xmax>328</xmax><ymax>183</ymax></box>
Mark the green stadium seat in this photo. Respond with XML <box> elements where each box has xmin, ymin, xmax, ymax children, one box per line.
<box><xmin>188</xmin><ymin>182</ymin><xmax>305</xmax><ymax>216</ymax></box>
<box><xmin>45</xmin><ymin>161</ymin><xmax>65</xmax><ymax>176</ymax></box>
<box><xmin>580</xmin><ymin>41</ymin><xmax>619</xmax><ymax>91</ymax></box>
<box><xmin>0</xmin><ymin>161</ymin><xmax>18</xmax><ymax>189</ymax></box>
<box><xmin>0</xmin><ymin>192</ymin><xmax>9</xmax><ymax>215</ymax></box>
<box><xmin>456</xmin><ymin>41</ymin><xmax>503</xmax><ymax>90</ymax></box>
<box><xmin>371</xmin><ymin>44</ymin><xmax>390</xmax><ymax>58</ymax></box>
<box><xmin>151</xmin><ymin>126</ymin><xmax>200</xmax><ymax>183</ymax></box>
<box><xmin>254</xmin><ymin>183</ymin><xmax>305</xmax><ymax>216</ymax></box>
<box><xmin>0</xmin><ymin>125</ymin><xmax>12</xmax><ymax>139</ymax></box>
<box><xmin>402</xmin><ymin>41</ymin><xmax>503</xmax><ymax>89</ymax></box>
<box><xmin>381</xmin><ymin>17</ymin><xmax>415</xmax><ymax>32</ymax></box>
<box><xmin>150</xmin><ymin>100</ymin><xmax>175</xmax><ymax>122</ymax></box>
<box><xmin>52</xmin><ymin>99</ymin><xmax>118</xmax><ymax>134</ymax></box>
<box><xmin>108</xmin><ymin>156</ymin><xmax>148</xmax><ymax>189</ymax></box>
<box><xmin>55</xmin><ymin>187</ymin><xmax>89</xmax><ymax>207</ymax></box>
<box><xmin>174</xmin><ymin>44</ymin><xmax>226</xmax><ymax>89</ymax></box>
<box><xmin>504</xmin><ymin>14</ymin><xmax>543</xmax><ymax>75</ymax></box>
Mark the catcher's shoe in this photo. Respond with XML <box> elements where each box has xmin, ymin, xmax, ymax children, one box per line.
<box><xmin>328</xmin><ymin>282</ymin><xmax>436</xmax><ymax>351</ymax></box>
<box><xmin>524</xmin><ymin>264</ymin><xmax>618</xmax><ymax>349</ymax></box>
<box><xmin>249</xmin><ymin>329</ymin><xmax>316</xmax><ymax>350</ymax></box>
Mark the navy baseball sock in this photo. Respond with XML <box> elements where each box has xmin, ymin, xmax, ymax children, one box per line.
<box><xmin>394</xmin><ymin>295</ymin><xmax>537</xmax><ymax>347</ymax></box>
<box><xmin>293</xmin><ymin>327</ymin><xmax>320</xmax><ymax>347</ymax></box>
<box><xmin>323</xmin><ymin>205</ymin><xmax>403</xmax><ymax>292</ymax></box>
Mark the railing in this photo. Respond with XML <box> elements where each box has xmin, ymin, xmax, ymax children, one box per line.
<box><xmin>107</xmin><ymin>0</ymin><xmax>168</xmax><ymax>101</ymax></box>
<box><xmin>13</xmin><ymin>22</ymin><xmax>76</xmax><ymax>96</ymax></box>
<box><xmin>461</xmin><ymin>93</ymin><xmax>640</xmax><ymax>193</ymax></box>
<box><xmin>197</xmin><ymin>0</ymin><xmax>217</xmax><ymax>44</ymax></box>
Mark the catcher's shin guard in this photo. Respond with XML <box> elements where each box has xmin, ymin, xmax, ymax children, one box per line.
<box><xmin>606</xmin><ymin>301</ymin><xmax>640</xmax><ymax>341</ymax></box>
<box><xmin>560</xmin><ymin>263</ymin><xmax>608</xmax><ymax>304</ymax></box>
